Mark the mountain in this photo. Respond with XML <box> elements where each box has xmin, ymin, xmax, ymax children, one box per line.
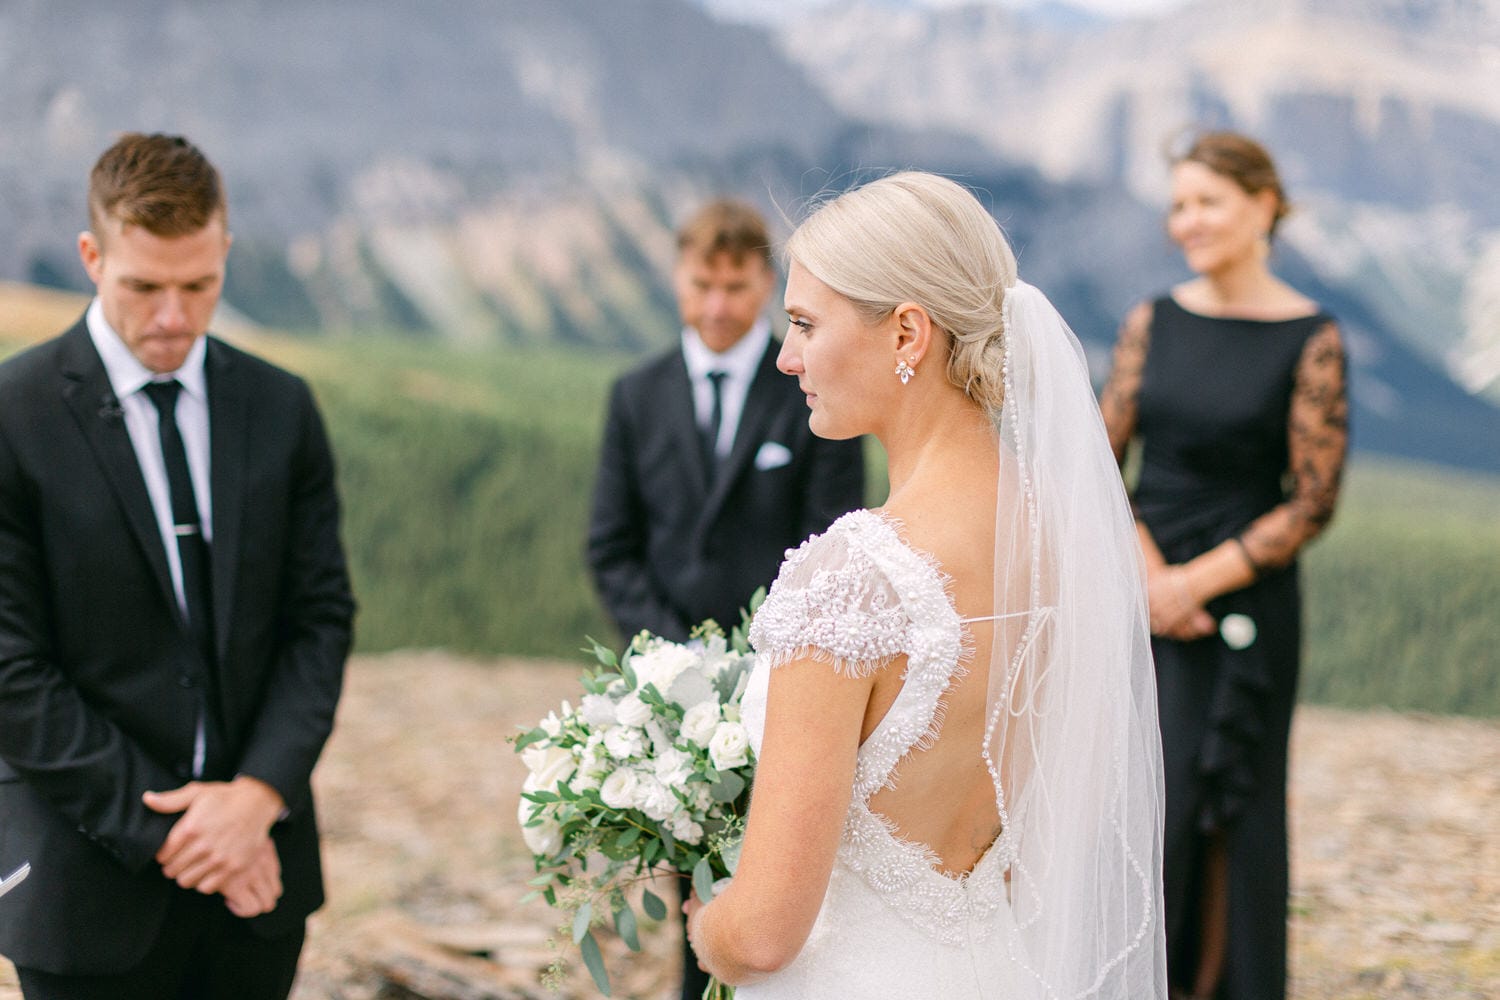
<box><xmin>0</xmin><ymin>0</ymin><xmax>1496</xmax><ymax>471</ymax></box>
<box><xmin>761</xmin><ymin>0</ymin><xmax>1500</xmax><ymax>396</ymax></box>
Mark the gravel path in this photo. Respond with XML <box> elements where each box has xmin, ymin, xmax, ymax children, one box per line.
<box><xmin>3</xmin><ymin>651</ymin><xmax>1496</xmax><ymax>998</ymax></box>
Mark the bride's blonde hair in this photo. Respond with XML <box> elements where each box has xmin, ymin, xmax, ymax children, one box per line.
<box><xmin>785</xmin><ymin>172</ymin><xmax>1018</xmax><ymax>414</ymax></box>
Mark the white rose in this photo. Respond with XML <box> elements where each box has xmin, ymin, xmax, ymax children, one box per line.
<box><xmin>517</xmin><ymin>796</ymin><xmax>563</xmax><ymax>857</ymax></box>
<box><xmin>653</xmin><ymin>747</ymin><xmax>694</xmax><ymax>787</ymax></box>
<box><xmin>636</xmin><ymin>775</ymin><xmax>678</xmax><ymax>821</ymax></box>
<box><xmin>604</xmin><ymin>726</ymin><xmax>647</xmax><ymax>761</ymax></box>
<box><xmin>521</xmin><ymin>743</ymin><xmax>576</xmax><ymax>790</ymax></box>
<box><xmin>709</xmin><ymin>721</ymin><xmax>751</xmax><ymax>771</ymax></box>
<box><xmin>631</xmin><ymin>643</ymin><xmax>699</xmax><ymax>695</ymax></box>
<box><xmin>599</xmin><ymin>767</ymin><xmax>641</xmax><ymax>810</ymax></box>
<box><xmin>580</xmin><ymin>693</ymin><xmax>617</xmax><ymax>729</ymax></box>
<box><xmin>614</xmin><ymin>692</ymin><xmax>653</xmax><ymax>728</ymax></box>
<box><xmin>1219</xmin><ymin>613</ymin><xmax>1258</xmax><ymax>651</ymax></box>
<box><xmin>670</xmin><ymin>812</ymin><xmax>705</xmax><ymax>845</ymax></box>
<box><xmin>680</xmin><ymin>702</ymin><xmax>722</xmax><ymax>746</ymax></box>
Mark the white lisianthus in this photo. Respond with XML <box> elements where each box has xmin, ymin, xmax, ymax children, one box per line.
<box><xmin>631</xmin><ymin>642</ymin><xmax>699</xmax><ymax>696</ymax></box>
<box><xmin>580</xmin><ymin>693</ymin><xmax>617</xmax><ymax>729</ymax></box>
<box><xmin>517</xmin><ymin>795</ymin><xmax>563</xmax><ymax>857</ymax></box>
<box><xmin>645</xmin><ymin>718</ymin><xmax>673</xmax><ymax>756</ymax></box>
<box><xmin>636</xmin><ymin>775</ymin><xmax>678</xmax><ymax>821</ymax></box>
<box><xmin>691</xmin><ymin>783</ymin><xmax>714</xmax><ymax>812</ymax></box>
<box><xmin>615</xmin><ymin>692</ymin><xmax>652</xmax><ymax>728</ymax></box>
<box><xmin>599</xmin><ymin>767</ymin><xmax>641</xmax><ymax>810</ymax></box>
<box><xmin>604</xmin><ymin>726</ymin><xmax>647</xmax><ymax>761</ymax></box>
<box><xmin>709</xmin><ymin>721</ymin><xmax>751</xmax><ymax>771</ymax></box>
<box><xmin>521</xmin><ymin>743</ymin><xmax>577</xmax><ymax>790</ymax></box>
<box><xmin>670</xmin><ymin>811</ymin><xmax>705</xmax><ymax>845</ymax></box>
<box><xmin>680</xmin><ymin>702</ymin><xmax>721</xmax><ymax>746</ymax></box>
<box><xmin>539</xmin><ymin>709</ymin><xmax>565</xmax><ymax>739</ymax></box>
<box><xmin>653</xmin><ymin>747</ymin><xmax>694</xmax><ymax>787</ymax></box>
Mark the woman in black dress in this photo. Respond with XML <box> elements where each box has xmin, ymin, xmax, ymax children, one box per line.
<box><xmin>1100</xmin><ymin>131</ymin><xmax>1349</xmax><ymax>1000</ymax></box>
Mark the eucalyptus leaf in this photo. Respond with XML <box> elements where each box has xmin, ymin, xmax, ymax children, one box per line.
<box><xmin>692</xmin><ymin>856</ymin><xmax>716</xmax><ymax>902</ymax></box>
<box><xmin>615</xmin><ymin>827</ymin><xmax>642</xmax><ymax>850</ymax></box>
<box><xmin>641</xmin><ymin>888</ymin><xmax>668</xmax><ymax>921</ymax></box>
<box><xmin>614</xmin><ymin>901</ymin><xmax>641</xmax><ymax>951</ymax></box>
<box><xmin>513</xmin><ymin>727</ymin><xmax>550</xmax><ymax>751</ymax></box>
<box><xmin>710</xmin><ymin>770</ymin><xmax>745</xmax><ymax>803</ymax></box>
<box><xmin>721</xmin><ymin>835</ymin><xmax>743</xmax><ymax>875</ymax></box>
<box><xmin>572</xmin><ymin>901</ymin><xmax>593</xmax><ymax>944</ymax></box>
<box><xmin>579</xmin><ymin>930</ymin><xmax>612</xmax><ymax>996</ymax></box>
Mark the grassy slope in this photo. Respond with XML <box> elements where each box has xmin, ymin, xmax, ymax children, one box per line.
<box><xmin>3</xmin><ymin>286</ymin><xmax>1496</xmax><ymax>714</ymax></box>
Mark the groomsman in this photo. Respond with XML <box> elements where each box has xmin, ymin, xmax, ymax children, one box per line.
<box><xmin>0</xmin><ymin>133</ymin><xmax>354</xmax><ymax>998</ymax></box>
<box><xmin>586</xmin><ymin>198</ymin><xmax>864</xmax><ymax>999</ymax></box>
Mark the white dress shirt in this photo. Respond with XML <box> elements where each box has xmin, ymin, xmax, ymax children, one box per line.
<box><xmin>680</xmin><ymin>319</ymin><xmax>771</xmax><ymax>461</ymax></box>
<box><xmin>87</xmin><ymin>298</ymin><xmax>212</xmax><ymax>775</ymax></box>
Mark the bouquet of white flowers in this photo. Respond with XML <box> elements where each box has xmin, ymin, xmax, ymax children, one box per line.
<box><xmin>516</xmin><ymin>617</ymin><xmax>758</xmax><ymax>998</ymax></box>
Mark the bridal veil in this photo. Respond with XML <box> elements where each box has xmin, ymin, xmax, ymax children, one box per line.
<box><xmin>985</xmin><ymin>278</ymin><xmax>1166</xmax><ymax>999</ymax></box>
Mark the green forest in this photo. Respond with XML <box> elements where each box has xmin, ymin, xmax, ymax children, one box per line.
<box><xmin>5</xmin><ymin>327</ymin><xmax>1498</xmax><ymax>716</ymax></box>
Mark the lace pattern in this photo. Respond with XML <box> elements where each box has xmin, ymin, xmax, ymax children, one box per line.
<box><xmin>747</xmin><ymin>509</ymin><xmax>999</xmax><ymax>943</ymax></box>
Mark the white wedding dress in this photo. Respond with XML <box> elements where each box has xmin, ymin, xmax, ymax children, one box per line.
<box><xmin>738</xmin><ymin>509</ymin><xmax>1025</xmax><ymax>1000</ymax></box>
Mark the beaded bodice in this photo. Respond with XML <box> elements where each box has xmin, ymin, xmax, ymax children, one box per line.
<box><xmin>743</xmin><ymin>510</ymin><xmax>1010</xmax><ymax>945</ymax></box>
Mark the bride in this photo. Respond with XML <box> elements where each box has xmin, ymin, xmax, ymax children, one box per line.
<box><xmin>684</xmin><ymin>173</ymin><xmax>1167</xmax><ymax>999</ymax></box>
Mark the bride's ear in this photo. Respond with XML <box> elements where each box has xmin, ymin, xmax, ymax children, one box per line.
<box><xmin>892</xmin><ymin>302</ymin><xmax>935</xmax><ymax>369</ymax></box>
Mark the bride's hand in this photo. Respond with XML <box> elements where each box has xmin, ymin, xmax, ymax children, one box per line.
<box><xmin>683</xmin><ymin>888</ymin><xmax>711</xmax><ymax>971</ymax></box>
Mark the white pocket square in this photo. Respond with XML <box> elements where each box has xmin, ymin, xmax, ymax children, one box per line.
<box><xmin>754</xmin><ymin>441</ymin><xmax>793</xmax><ymax>471</ymax></box>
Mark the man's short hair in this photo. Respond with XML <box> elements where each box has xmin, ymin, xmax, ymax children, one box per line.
<box><xmin>88</xmin><ymin>132</ymin><xmax>226</xmax><ymax>241</ymax></box>
<box><xmin>676</xmin><ymin>198</ymin><xmax>773</xmax><ymax>270</ymax></box>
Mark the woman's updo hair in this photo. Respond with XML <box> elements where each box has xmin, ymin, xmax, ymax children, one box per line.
<box><xmin>1173</xmin><ymin>130</ymin><xmax>1291</xmax><ymax>238</ymax></box>
<box><xmin>785</xmin><ymin>172</ymin><xmax>1018</xmax><ymax>414</ymax></box>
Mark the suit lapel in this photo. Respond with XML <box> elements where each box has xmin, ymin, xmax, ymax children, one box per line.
<box><xmin>56</xmin><ymin>322</ymin><xmax>180</xmax><ymax>620</ymax></box>
<box><xmin>205</xmin><ymin>338</ymin><xmax>245</xmax><ymax>664</ymax></box>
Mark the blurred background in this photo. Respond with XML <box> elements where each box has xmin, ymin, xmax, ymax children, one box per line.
<box><xmin>0</xmin><ymin>0</ymin><xmax>1496</xmax><ymax>715</ymax></box>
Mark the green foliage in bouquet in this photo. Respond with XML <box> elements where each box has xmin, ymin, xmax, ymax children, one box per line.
<box><xmin>515</xmin><ymin>600</ymin><xmax>763</xmax><ymax>997</ymax></box>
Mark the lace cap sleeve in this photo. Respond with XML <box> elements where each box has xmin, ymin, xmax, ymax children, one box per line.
<box><xmin>747</xmin><ymin>511</ymin><xmax>912</xmax><ymax>678</ymax></box>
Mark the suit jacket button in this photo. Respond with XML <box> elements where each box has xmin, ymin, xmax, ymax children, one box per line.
<box><xmin>178</xmin><ymin>674</ymin><xmax>195</xmax><ymax>688</ymax></box>
<box><xmin>175</xmin><ymin>763</ymin><xmax>192</xmax><ymax>779</ymax></box>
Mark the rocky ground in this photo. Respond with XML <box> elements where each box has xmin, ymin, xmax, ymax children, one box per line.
<box><xmin>3</xmin><ymin>650</ymin><xmax>1496</xmax><ymax>999</ymax></box>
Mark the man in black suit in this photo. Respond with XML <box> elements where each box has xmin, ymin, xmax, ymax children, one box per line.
<box><xmin>587</xmin><ymin>198</ymin><xmax>864</xmax><ymax>998</ymax></box>
<box><xmin>0</xmin><ymin>133</ymin><xmax>353</xmax><ymax>998</ymax></box>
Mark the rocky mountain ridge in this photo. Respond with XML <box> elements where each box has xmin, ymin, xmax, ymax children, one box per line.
<box><xmin>1</xmin><ymin>0</ymin><xmax>1496</xmax><ymax>469</ymax></box>
<box><xmin>764</xmin><ymin>0</ymin><xmax>1500</xmax><ymax>405</ymax></box>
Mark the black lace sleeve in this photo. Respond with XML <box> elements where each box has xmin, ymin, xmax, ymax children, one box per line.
<box><xmin>1099</xmin><ymin>302</ymin><xmax>1153</xmax><ymax>465</ymax></box>
<box><xmin>1238</xmin><ymin>320</ymin><xmax>1349</xmax><ymax>571</ymax></box>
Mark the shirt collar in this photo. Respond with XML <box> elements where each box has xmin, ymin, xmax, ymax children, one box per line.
<box><xmin>680</xmin><ymin>319</ymin><xmax>771</xmax><ymax>383</ymax></box>
<box><xmin>86</xmin><ymin>297</ymin><xmax>209</xmax><ymax>401</ymax></box>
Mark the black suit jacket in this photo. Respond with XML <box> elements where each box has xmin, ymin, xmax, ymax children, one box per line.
<box><xmin>0</xmin><ymin>318</ymin><xmax>354</xmax><ymax>975</ymax></box>
<box><xmin>587</xmin><ymin>337</ymin><xmax>865</xmax><ymax>642</ymax></box>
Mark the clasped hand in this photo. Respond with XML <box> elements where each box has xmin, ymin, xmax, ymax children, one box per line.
<box><xmin>143</xmin><ymin>775</ymin><xmax>285</xmax><ymax>918</ymax></box>
<box><xmin>1146</xmin><ymin>564</ymin><xmax>1216</xmax><ymax>641</ymax></box>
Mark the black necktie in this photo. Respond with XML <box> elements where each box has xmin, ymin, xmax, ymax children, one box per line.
<box><xmin>703</xmin><ymin>370</ymin><xmax>727</xmax><ymax>475</ymax></box>
<box><xmin>143</xmin><ymin>380</ymin><xmax>215</xmax><ymax>667</ymax></box>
